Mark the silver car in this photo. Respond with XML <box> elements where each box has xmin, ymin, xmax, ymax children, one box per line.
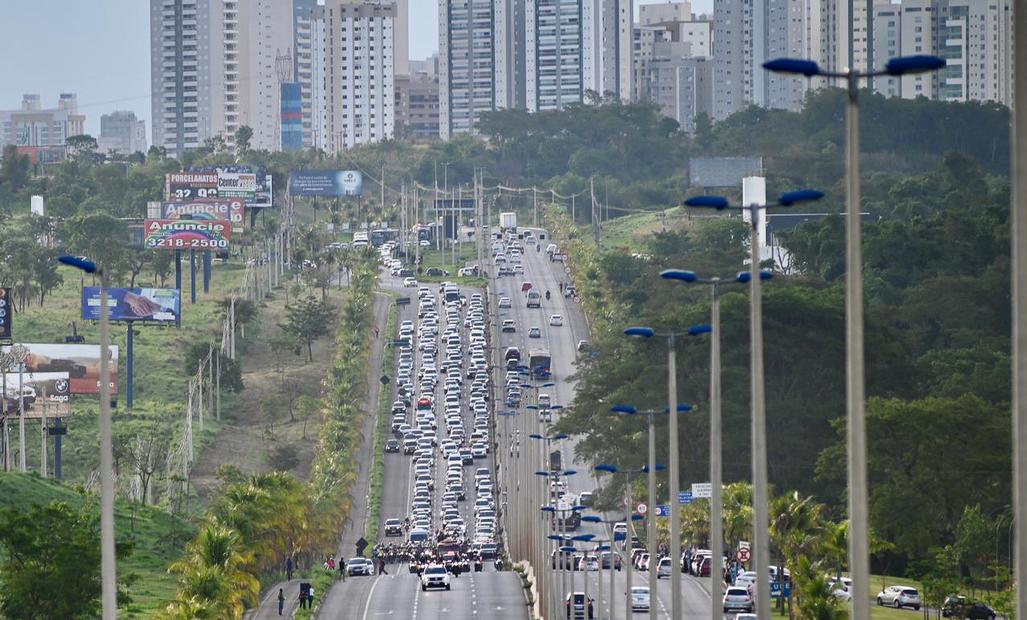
<box><xmin>877</xmin><ymin>585</ymin><xmax>921</xmax><ymax>610</ymax></box>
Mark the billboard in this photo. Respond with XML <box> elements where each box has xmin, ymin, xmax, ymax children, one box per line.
<box><xmin>689</xmin><ymin>156</ymin><xmax>764</xmax><ymax>188</ymax></box>
<box><xmin>251</xmin><ymin>174</ymin><xmax>274</xmax><ymax>208</ymax></box>
<box><xmin>162</xmin><ymin>199</ymin><xmax>245</xmax><ymax>232</ymax></box>
<box><xmin>217</xmin><ymin>170</ymin><xmax>258</xmax><ymax>199</ymax></box>
<box><xmin>166</xmin><ymin>172</ymin><xmax>219</xmax><ymax>200</ymax></box>
<box><xmin>6</xmin><ymin>344</ymin><xmax>119</xmax><ymax>395</ymax></box>
<box><xmin>82</xmin><ymin>287</ymin><xmax>181</xmax><ymax>324</ymax></box>
<box><xmin>143</xmin><ymin>219</ymin><xmax>232</xmax><ymax>251</ymax></box>
<box><xmin>1</xmin><ymin>372</ymin><xmax>71</xmax><ymax>418</ymax></box>
<box><xmin>0</xmin><ymin>288</ymin><xmax>11</xmax><ymax>345</ymax></box>
<box><xmin>289</xmin><ymin>170</ymin><xmax>363</xmax><ymax>197</ymax></box>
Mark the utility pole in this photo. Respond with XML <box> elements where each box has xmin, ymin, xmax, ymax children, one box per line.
<box><xmin>1012</xmin><ymin>5</ymin><xmax>1027</xmax><ymax>620</ymax></box>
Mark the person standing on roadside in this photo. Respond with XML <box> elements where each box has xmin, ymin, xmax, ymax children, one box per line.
<box><xmin>286</xmin><ymin>557</ymin><xmax>294</xmax><ymax>580</ymax></box>
<box><xmin>277</xmin><ymin>588</ymin><xmax>285</xmax><ymax>616</ymax></box>
<box><xmin>339</xmin><ymin>555</ymin><xmax>347</xmax><ymax>581</ymax></box>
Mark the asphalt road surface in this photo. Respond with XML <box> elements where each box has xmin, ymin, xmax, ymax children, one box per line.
<box><xmin>317</xmin><ymin>262</ymin><xmax>528</xmax><ymax>620</ymax></box>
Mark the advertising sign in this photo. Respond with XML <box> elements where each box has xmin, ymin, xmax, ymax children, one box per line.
<box><xmin>691</xmin><ymin>482</ymin><xmax>712</xmax><ymax>499</ymax></box>
<box><xmin>251</xmin><ymin>174</ymin><xmax>274</xmax><ymax>208</ymax></box>
<box><xmin>289</xmin><ymin>170</ymin><xmax>363</xmax><ymax>197</ymax></box>
<box><xmin>5</xmin><ymin>344</ymin><xmax>118</xmax><ymax>394</ymax></box>
<box><xmin>216</xmin><ymin>170</ymin><xmax>258</xmax><ymax>199</ymax></box>
<box><xmin>161</xmin><ymin>199</ymin><xmax>245</xmax><ymax>232</ymax></box>
<box><xmin>82</xmin><ymin>287</ymin><xmax>181</xmax><ymax>324</ymax></box>
<box><xmin>166</xmin><ymin>172</ymin><xmax>219</xmax><ymax>200</ymax></box>
<box><xmin>143</xmin><ymin>219</ymin><xmax>232</xmax><ymax>251</ymax></box>
<box><xmin>2</xmin><ymin>372</ymin><xmax>71</xmax><ymax>418</ymax></box>
<box><xmin>0</xmin><ymin>288</ymin><xmax>11</xmax><ymax>345</ymax></box>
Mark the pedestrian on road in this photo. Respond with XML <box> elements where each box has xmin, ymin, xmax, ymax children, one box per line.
<box><xmin>286</xmin><ymin>557</ymin><xmax>294</xmax><ymax>580</ymax></box>
<box><xmin>378</xmin><ymin>557</ymin><xmax>388</xmax><ymax>575</ymax></box>
<box><xmin>277</xmin><ymin>588</ymin><xmax>285</xmax><ymax>616</ymax></box>
<box><xmin>339</xmin><ymin>555</ymin><xmax>347</xmax><ymax>581</ymax></box>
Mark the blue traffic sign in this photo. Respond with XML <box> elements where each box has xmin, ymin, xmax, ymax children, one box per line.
<box><xmin>678</xmin><ymin>491</ymin><xmax>693</xmax><ymax>504</ymax></box>
<box><xmin>655</xmin><ymin>504</ymin><xmax>671</xmax><ymax>517</ymax></box>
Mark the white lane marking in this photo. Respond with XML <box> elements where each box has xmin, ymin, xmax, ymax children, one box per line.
<box><xmin>361</xmin><ymin>575</ymin><xmax>385</xmax><ymax>620</ymax></box>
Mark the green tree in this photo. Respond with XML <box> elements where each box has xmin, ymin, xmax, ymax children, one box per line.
<box><xmin>283</xmin><ymin>295</ymin><xmax>333</xmax><ymax>362</ymax></box>
<box><xmin>0</xmin><ymin>144</ymin><xmax>31</xmax><ymax>192</ymax></box>
<box><xmin>0</xmin><ymin>501</ymin><xmax>132</xmax><ymax>619</ymax></box>
<box><xmin>163</xmin><ymin>520</ymin><xmax>259</xmax><ymax>620</ymax></box>
<box><xmin>234</xmin><ymin>126</ymin><xmax>253</xmax><ymax>153</ymax></box>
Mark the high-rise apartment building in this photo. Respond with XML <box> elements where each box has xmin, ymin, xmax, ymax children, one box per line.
<box><xmin>439</xmin><ymin>0</ymin><xmax>505</xmax><ymax>138</ymax></box>
<box><xmin>320</xmin><ymin>1</ymin><xmax>396</xmax><ymax>151</ymax></box>
<box><xmin>938</xmin><ymin>0</ymin><xmax>1011</xmax><ymax>105</ymax></box>
<box><xmin>396</xmin><ymin>71</ymin><xmax>441</xmax><ymax>141</ymax></box>
<box><xmin>587</xmin><ymin>0</ymin><xmax>632</xmax><ymax>100</ymax></box>
<box><xmin>98</xmin><ymin>111</ymin><xmax>148</xmax><ymax>154</ymax></box>
<box><xmin>648</xmin><ymin>41</ymin><xmax>712</xmax><ymax>133</ymax></box>
<box><xmin>525</xmin><ymin>0</ymin><xmax>588</xmax><ymax>111</ymax></box>
<box><xmin>638</xmin><ymin>1</ymin><xmax>691</xmax><ymax>25</ymax></box>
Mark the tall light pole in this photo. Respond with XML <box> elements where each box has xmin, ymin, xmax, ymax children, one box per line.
<box><xmin>59</xmin><ymin>255</ymin><xmax>116</xmax><ymax>619</ymax></box>
<box><xmin>1013</xmin><ymin>8</ymin><xmax>1027</xmax><ymax>617</ymax></box>
<box><xmin>611</xmin><ymin>402</ymin><xmax>691</xmax><ymax>620</ymax></box>
<box><xmin>660</xmin><ymin>268</ymin><xmax>770</xmax><ymax>615</ymax></box>
<box><xmin>623</xmin><ymin>323</ymin><xmax>711</xmax><ymax>620</ymax></box>
<box><xmin>763</xmin><ymin>55</ymin><xmax>944</xmax><ymax>620</ymax></box>
<box><xmin>595</xmin><ymin>464</ymin><xmax>658</xmax><ymax>620</ymax></box>
<box><xmin>685</xmin><ymin>189</ymin><xmax>823</xmax><ymax>620</ymax></box>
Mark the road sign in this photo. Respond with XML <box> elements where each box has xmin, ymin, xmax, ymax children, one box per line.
<box><xmin>636</xmin><ymin>503</ymin><xmax>648</xmax><ymax>515</ymax></box>
<box><xmin>678</xmin><ymin>491</ymin><xmax>693</xmax><ymax>504</ymax></box>
<box><xmin>655</xmin><ymin>504</ymin><xmax>671</xmax><ymax>517</ymax></box>
<box><xmin>736</xmin><ymin>548</ymin><xmax>751</xmax><ymax>563</ymax></box>
<box><xmin>739</xmin><ymin>540</ymin><xmax>751</xmax><ymax>550</ymax></box>
<box><xmin>691</xmin><ymin>482</ymin><xmax>712</xmax><ymax>499</ymax></box>
<box><xmin>770</xmin><ymin>581</ymin><xmax>792</xmax><ymax>598</ymax></box>
<box><xmin>380</xmin><ymin>375</ymin><xmax>390</xmax><ymax>385</ymax></box>
<box><xmin>395</xmin><ymin>297</ymin><xmax>411</xmax><ymax>306</ymax></box>
<box><xmin>355</xmin><ymin>537</ymin><xmax>368</xmax><ymax>555</ymax></box>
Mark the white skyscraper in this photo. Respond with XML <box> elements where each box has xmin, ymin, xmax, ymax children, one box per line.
<box><xmin>525</xmin><ymin>0</ymin><xmax>588</xmax><ymax>111</ymax></box>
<box><xmin>584</xmin><ymin>0</ymin><xmax>632</xmax><ymax>100</ymax></box>
<box><xmin>320</xmin><ymin>1</ymin><xmax>396</xmax><ymax>151</ymax></box>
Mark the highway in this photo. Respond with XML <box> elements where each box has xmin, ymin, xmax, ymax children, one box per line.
<box><xmin>493</xmin><ymin>228</ymin><xmax>727</xmax><ymax>619</ymax></box>
<box><xmin>317</xmin><ymin>261</ymin><xmax>528</xmax><ymax>620</ymax></box>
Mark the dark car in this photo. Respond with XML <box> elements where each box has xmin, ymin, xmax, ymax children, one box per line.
<box><xmin>943</xmin><ymin>597</ymin><xmax>995</xmax><ymax>620</ymax></box>
<box><xmin>425</xmin><ymin>267</ymin><xmax>449</xmax><ymax>276</ymax></box>
<box><xmin>385</xmin><ymin>439</ymin><xmax>401</xmax><ymax>453</ymax></box>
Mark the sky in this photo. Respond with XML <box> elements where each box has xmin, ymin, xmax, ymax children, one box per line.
<box><xmin>0</xmin><ymin>0</ymin><xmax>712</xmax><ymax>137</ymax></box>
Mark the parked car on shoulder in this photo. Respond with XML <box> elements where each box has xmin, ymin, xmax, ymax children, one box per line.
<box><xmin>877</xmin><ymin>585</ymin><xmax>921</xmax><ymax>610</ymax></box>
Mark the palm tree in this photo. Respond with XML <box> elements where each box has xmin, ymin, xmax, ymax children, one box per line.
<box><xmin>770</xmin><ymin>492</ymin><xmax>824</xmax><ymax>618</ymax></box>
<box><xmin>819</xmin><ymin>520</ymin><xmax>848</xmax><ymax>581</ymax></box>
<box><xmin>167</xmin><ymin>520</ymin><xmax>259</xmax><ymax>619</ymax></box>
<box><xmin>722</xmin><ymin>482</ymin><xmax>753</xmax><ymax>548</ymax></box>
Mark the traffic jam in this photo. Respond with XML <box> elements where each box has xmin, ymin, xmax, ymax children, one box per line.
<box><xmin>373</xmin><ymin>246</ymin><xmax>501</xmax><ymax>587</ymax></box>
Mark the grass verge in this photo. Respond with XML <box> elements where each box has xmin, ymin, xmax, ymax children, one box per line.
<box><xmin>364</xmin><ymin>295</ymin><xmax>398</xmax><ymax>547</ymax></box>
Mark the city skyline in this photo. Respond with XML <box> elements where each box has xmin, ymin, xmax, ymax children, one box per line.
<box><xmin>0</xmin><ymin>0</ymin><xmax>707</xmax><ymax>138</ymax></box>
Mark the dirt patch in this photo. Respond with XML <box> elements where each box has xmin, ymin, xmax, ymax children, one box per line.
<box><xmin>191</xmin><ymin>289</ymin><xmax>346</xmax><ymax>500</ymax></box>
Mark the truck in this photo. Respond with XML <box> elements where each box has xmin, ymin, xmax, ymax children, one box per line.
<box><xmin>499</xmin><ymin>212</ymin><xmax>517</xmax><ymax>233</ymax></box>
<box><xmin>528</xmin><ymin>348</ymin><xmax>552</xmax><ymax>380</ymax></box>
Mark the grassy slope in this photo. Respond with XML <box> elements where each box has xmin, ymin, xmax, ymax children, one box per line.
<box><xmin>0</xmin><ymin>472</ymin><xmax>194</xmax><ymax>618</ymax></box>
<box><xmin>12</xmin><ymin>262</ymin><xmax>246</xmax><ymax>484</ymax></box>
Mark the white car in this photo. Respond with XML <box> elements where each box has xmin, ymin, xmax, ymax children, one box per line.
<box><xmin>656</xmin><ymin>557</ymin><xmax>672</xmax><ymax>579</ymax></box>
<box><xmin>420</xmin><ymin>564</ymin><xmax>452</xmax><ymax>591</ymax></box>
<box><xmin>631</xmin><ymin>586</ymin><xmax>651</xmax><ymax>612</ymax></box>
<box><xmin>528</xmin><ymin>326</ymin><xmax>541</xmax><ymax>338</ymax></box>
<box><xmin>403</xmin><ymin>277</ymin><xmax>418</xmax><ymax>287</ymax></box>
<box><xmin>549</xmin><ymin>314</ymin><xmax>563</xmax><ymax>326</ymax></box>
<box><xmin>877</xmin><ymin>585</ymin><xmax>921</xmax><ymax>610</ymax></box>
<box><xmin>723</xmin><ymin>587</ymin><xmax>754</xmax><ymax>613</ymax></box>
<box><xmin>498</xmin><ymin>296</ymin><xmax>511</xmax><ymax>308</ymax></box>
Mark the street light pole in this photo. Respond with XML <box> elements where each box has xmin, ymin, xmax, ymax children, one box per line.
<box><xmin>709</xmin><ymin>281</ymin><xmax>724</xmax><ymax>612</ymax></box>
<box><xmin>763</xmin><ymin>56</ymin><xmax>942</xmax><ymax>620</ymax></box>
<box><xmin>1014</xmin><ymin>5</ymin><xmax>1027</xmax><ymax>617</ymax></box>
<box><xmin>59</xmin><ymin>256</ymin><xmax>116</xmax><ymax>620</ymax></box>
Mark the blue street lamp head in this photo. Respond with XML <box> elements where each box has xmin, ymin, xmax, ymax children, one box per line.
<box><xmin>688</xmin><ymin>324</ymin><xmax>712</xmax><ymax>336</ymax></box>
<box><xmin>551</xmin><ymin>433</ymin><xmax>569</xmax><ymax>441</ymax></box>
<box><xmin>560</xmin><ymin>546</ymin><xmax>576</xmax><ymax>553</ymax></box>
<box><xmin>571</xmin><ymin>505</ymin><xmax>586</xmax><ymax>511</ymax></box>
<box><xmin>660</xmin><ymin>269</ymin><xmax>697</xmax><ymax>282</ymax></box>
<box><xmin>630</xmin><ymin>514</ymin><xmax>644</xmax><ymax>521</ymax></box>
<box><xmin>668</xmin><ymin>404</ymin><xmax>693</xmax><ymax>413</ymax></box>
<box><xmin>548</xmin><ymin>534</ymin><xmax>564</xmax><ymax>541</ymax></box>
<box><xmin>562</xmin><ymin>469</ymin><xmax>578</xmax><ymax>477</ymax></box>
<box><xmin>535</xmin><ymin>470</ymin><xmax>551</xmax><ymax>477</ymax></box>
<box><xmin>736</xmin><ymin>270</ymin><xmax>774</xmax><ymax>283</ymax></box>
<box><xmin>542</xmin><ymin>382</ymin><xmax>556</xmax><ymax>388</ymax></box>
<box><xmin>624</xmin><ymin>326</ymin><xmax>655</xmax><ymax>339</ymax></box>
<box><xmin>526</xmin><ymin>404</ymin><xmax>539</xmax><ymax>410</ymax></box>
<box><xmin>886</xmin><ymin>55</ymin><xmax>945</xmax><ymax>76</ymax></box>
<box><xmin>541</xmin><ymin>506</ymin><xmax>556</xmax><ymax>513</ymax></box>
<box><xmin>611</xmin><ymin>404</ymin><xmax>638</xmax><ymax>415</ymax></box>
<box><xmin>572</xmin><ymin>534</ymin><xmax>595</xmax><ymax>542</ymax></box>
<box><xmin>778</xmin><ymin>189</ymin><xmax>824</xmax><ymax>207</ymax></box>
<box><xmin>581</xmin><ymin>515</ymin><xmax>602</xmax><ymax>523</ymax></box>
<box><xmin>551</xmin><ymin>405</ymin><xmax>564</xmax><ymax>410</ymax></box>
<box><xmin>58</xmin><ymin>255</ymin><xmax>99</xmax><ymax>274</ymax></box>
<box><xmin>763</xmin><ymin>58</ymin><xmax>821</xmax><ymax>76</ymax></box>
<box><xmin>684</xmin><ymin>195</ymin><xmax>730</xmax><ymax>210</ymax></box>
<box><xmin>595</xmin><ymin>463</ymin><xmax>618</xmax><ymax>474</ymax></box>
<box><xmin>529</xmin><ymin>433</ymin><xmax>544</xmax><ymax>439</ymax></box>
<box><xmin>521</xmin><ymin>384</ymin><xmax>534</xmax><ymax>390</ymax></box>
<box><xmin>596</xmin><ymin>544</ymin><xmax>611</xmax><ymax>551</ymax></box>
<box><xmin>641</xmin><ymin>464</ymin><xmax>667</xmax><ymax>473</ymax></box>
